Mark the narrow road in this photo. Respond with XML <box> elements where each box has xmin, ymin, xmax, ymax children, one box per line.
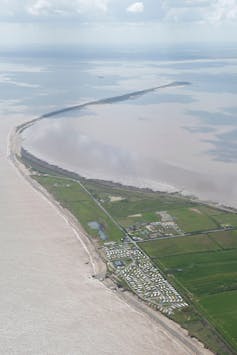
<box><xmin>1</xmin><ymin>117</ymin><xmax>213</xmax><ymax>355</ymax></box>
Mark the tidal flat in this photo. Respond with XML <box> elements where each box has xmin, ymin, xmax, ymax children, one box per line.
<box><xmin>20</xmin><ymin>56</ymin><xmax>237</xmax><ymax>208</ymax></box>
<box><xmin>1</xmin><ymin>47</ymin><xmax>237</xmax><ymax>354</ymax></box>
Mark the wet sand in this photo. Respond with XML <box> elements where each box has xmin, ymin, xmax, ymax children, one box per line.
<box><xmin>0</xmin><ymin>116</ymin><xmax>212</xmax><ymax>354</ymax></box>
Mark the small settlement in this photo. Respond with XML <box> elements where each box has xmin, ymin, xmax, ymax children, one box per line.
<box><xmin>104</xmin><ymin>242</ymin><xmax>188</xmax><ymax>315</ymax></box>
<box><xmin>126</xmin><ymin>211</ymin><xmax>183</xmax><ymax>241</ymax></box>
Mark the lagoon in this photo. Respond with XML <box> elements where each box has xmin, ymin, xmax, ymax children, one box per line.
<box><xmin>19</xmin><ymin>54</ymin><xmax>237</xmax><ymax>208</ymax></box>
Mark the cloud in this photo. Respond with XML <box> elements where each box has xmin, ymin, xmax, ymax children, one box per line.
<box><xmin>163</xmin><ymin>0</ymin><xmax>210</xmax><ymax>9</ymax></box>
<box><xmin>28</xmin><ymin>0</ymin><xmax>51</xmax><ymax>16</ymax></box>
<box><xmin>27</xmin><ymin>0</ymin><xmax>109</xmax><ymax>16</ymax></box>
<box><xmin>162</xmin><ymin>0</ymin><xmax>237</xmax><ymax>23</ymax></box>
<box><xmin>1</xmin><ymin>0</ymin><xmax>237</xmax><ymax>27</ymax></box>
<box><xmin>127</xmin><ymin>2</ymin><xmax>144</xmax><ymax>13</ymax></box>
<box><xmin>208</xmin><ymin>0</ymin><xmax>237</xmax><ymax>23</ymax></box>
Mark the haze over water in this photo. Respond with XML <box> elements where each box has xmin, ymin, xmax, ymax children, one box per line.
<box><xmin>3</xmin><ymin>46</ymin><xmax>237</xmax><ymax>207</ymax></box>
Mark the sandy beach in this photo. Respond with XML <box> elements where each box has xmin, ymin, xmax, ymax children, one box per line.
<box><xmin>0</xmin><ymin>115</ymin><xmax>212</xmax><ymax>354</ymax></box>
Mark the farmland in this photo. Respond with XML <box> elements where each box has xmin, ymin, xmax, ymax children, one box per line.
<box><xmin>140</xmin><ymin>234</ymin><xmax>221</xmax><ymax>257</ymax></box>
<box><xmin>31</xmin><ymin>172</ymin><xmax>237</xmax><ymax>354</ymax></box>
<box><xmin>34</xmin><ymin>175</ymin><xmax>123</xmax><ymax>242</ymax></box>
<box><xmin>141</xmin><ymin>240</ymin><xmax>237</xmax><ymax>352</ymax></box>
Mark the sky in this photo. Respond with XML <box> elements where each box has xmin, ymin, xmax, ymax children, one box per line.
<box><xmin>1</xmin><ymin>0</ymin><xmax>237</xmax><ymax>49</ymax></box>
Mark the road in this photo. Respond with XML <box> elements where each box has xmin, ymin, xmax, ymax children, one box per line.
<box><xmin>0</xmin><ymin>115</ymin><xmax>214</xmax><ymax>354</ymax></box>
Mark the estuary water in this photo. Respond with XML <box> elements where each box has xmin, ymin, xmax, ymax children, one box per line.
<box><xmin>2</xmin><ymin>48</ymin><xmax>237</xmax><ymax>207</ymax></box>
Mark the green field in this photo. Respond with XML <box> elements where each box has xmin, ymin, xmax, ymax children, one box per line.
<box><xmin>32</xmin><ymin>173</ymin><xmax>237</xmax><ymax>354</ymax></box>
<box><xmin>140</xmin><ymin>234</ymin><xmax>221</xmax><ymax>257</ymax></box>
<box><xmin>211</xmin><ymin>212</ymin><xmax>237</xmax><ymax>227</ymax></box>
<box><xmin>83</xmin><ymin>180</ymin><xmax>236</xmax><ymax>235</ymax></box>
<box><xmin>167</xmin><ymin>207</ymin><xmax>219</xmax><ymax>232</ymax></box>
<box><xmin>209</xmin><ymin>230</ymin><xmax>237</xmax><ymax>249</ymax></box>
<box><xmin>157</xmin><ymin>249</ymin><xmax>237</xmax><ymax>296</ymax></box>
<box><xmin>200</xmin><ymin>290</ymin><xmax>237</xmax><ymax>350</ymax></box>
<box><xmin>117</xmin><ymin>211</ymin><xmax>160</xmax><ymax>228</ymax></box>
<box><xmin>34</xmin><ymin>175</ymin><xmax>123</xmax><ymax>242</ymax></box>
<box><xmin>141</xmin><ymin>235</ymin><xmax>237</xmax><ymax>352</ymax></box>
<box><xmin>83</xmin><ymin>180</ymin><xmax>193</xmax><ymax>218</ymax></box>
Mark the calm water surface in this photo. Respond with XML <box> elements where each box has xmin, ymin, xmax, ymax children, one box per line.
<box><xmin>1</xmin><ymin>52</ymin><xmax>237</xmax><ymax>207</ymax></box>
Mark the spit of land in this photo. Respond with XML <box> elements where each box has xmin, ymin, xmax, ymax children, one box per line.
<box><xmin>22</xmin><ymin>151</ymin><xmax>237</xmax><ymax>355</ymax></box>
<box><xmin>0</xmin><ymin>116</ymin><xmax>214</xmax><ymax>354</ymax></box>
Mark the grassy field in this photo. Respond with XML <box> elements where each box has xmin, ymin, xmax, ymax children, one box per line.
<box><xmin>33</xmin><ymin>173</ymin><xmax>237</xmax><ymax>354</ymax></box>
<box><xmin>83</xmin><ymin>180</ymin><xmax>235</xmax><ymax>234</ymax></box>
<box><xmin>200</xmin><ymin>290</ymin><xmax>237</xmax><ymax>350</ymax></box>
<box><xmin>34</xmin><ymin>175</ymin><xmax>123</xmax><ymax>242</ymax></box>
<box><xmin>140</xmin><ymin>234</ymin><xmax>221</xmax><ymax>257</ymax></box>
<box><xmin>117</xmin><ymin>211</ymin><xmax>160</xmax><ymax>228</ymax></box>
<box><xmin>157</xmin><ymin>249</ymin><xmax>237</xmax><ymax>296</ymax></box>
<box><xmin>166</xmin><ymin>207</ymin><xmax>219</xmax><ymax>232</ymax></box>
<box><xmin>214</xmin><ymin>212</ymin><xmax>237</xmax><ymax>227</ymax></box>
<box><xmin>170</xmin><ymin>305</ymin><xmax>234</xmax><ymax>354</ymax></box>
<box><xmin>209</xmin><ymin>230</ymin><xmax>237</xmax><ymax>249</ymax></box>
<box><xmin>194</xmin><ymin>206</ymin><xmax>237</xmax><ymax>227</ymax></box>
<box><xmin>84</xmin><ymin>180</ymin><xmax>194</xmax><ymax>219</ymax></box>
<box><xmin>143</xmin><ymin>234</ymin><xmax>237</xmax><ymax>353</ymax></box>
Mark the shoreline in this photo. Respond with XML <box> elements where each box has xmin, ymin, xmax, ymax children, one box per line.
<box><xmin>16</xmin><ymin>81</ymin><xmax>237</xmax><ymax>212</ymax></box>
<box><xmin>2</xmin><ymin>120</ymin><xmax>199</xmax><ymax>355</ymax></box>
<box><xmin>9</xmin><ymin>128</ymin><xmax>105</xmax><ymax>276</ymax></box>
<box><xmin>9</xmin><ymin>124</ymin><xmax>214</xmax><ymax>354</ymax></box>
<box><xmin>19</xmin><ymin>143</ymin><xmax>237</xmax><ymax>215</ymax></box>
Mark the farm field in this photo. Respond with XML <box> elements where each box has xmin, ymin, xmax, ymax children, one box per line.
<box><xmin>140</xmin><ymin>234</ymin><xmax>221</xmax><ymax>257</ymax></box>
<box><xmin>194</xmin><ymin>206</ymin><xmax>237</xmax><ymax>227</ymax></box>
<box><xmin>34</xmin><ymin>175</ymin><xmax>123</xmax><ymax>242</ymax></box>
<box><xmin>156</xmin><ymin>248</ymin><xmax>237</xmax><ymax>296</ymax></box>
<box><xmin>209</xmin><ymin>230</ymin><xmax>237</xmax><ymax>249</ymax></box>
<box><xmin>83</xmin><ymin>180</ymin><xmax>237</xmax><ymax>235</ymax></box>
<box><xmin>164</xmin><ymin>207</ymin><xmax>219</xmax><ymax>232</ymax></box>
<box><xmin>142</xmin><ymin>235</ymin><xmax>237</xmax><ymax>352</ymax></box>
<box><xmin>200</xmin><ymin>290</ymin><xmax>237</xmax><ymax>350</ymax></box>
<box><xmin>32</xmin><ymin>173</ymin><xmax>237</xmax><ymax>354</ymax></box>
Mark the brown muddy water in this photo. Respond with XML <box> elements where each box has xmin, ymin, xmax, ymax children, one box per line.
<box><xmin>21</xmin><ymin>58</ymin><xmax>237</xmax><ymax>208</ymax></box>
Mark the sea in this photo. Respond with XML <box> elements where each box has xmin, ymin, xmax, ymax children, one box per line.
<box><xmin>1</xmin><ymin>44</ymin><xmax>237</xmax><ymax>207</ymax></box>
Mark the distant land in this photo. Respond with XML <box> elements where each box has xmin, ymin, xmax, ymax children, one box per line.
<box><xmin>39</xmin><ymin>81</ymin><xmax>191</xmax><ymax>119</ymax></box>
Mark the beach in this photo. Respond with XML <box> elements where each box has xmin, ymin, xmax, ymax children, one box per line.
<box><xmin>0</xmin><ymin>114</ymin><xmax>214</xmax><ymax>354</ymax></box>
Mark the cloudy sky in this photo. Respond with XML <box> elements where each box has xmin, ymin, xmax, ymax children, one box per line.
<box><xmin>1</xmin><ymin>0</ymin><xmax>237</xmax><ymax>48</ymax></box>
